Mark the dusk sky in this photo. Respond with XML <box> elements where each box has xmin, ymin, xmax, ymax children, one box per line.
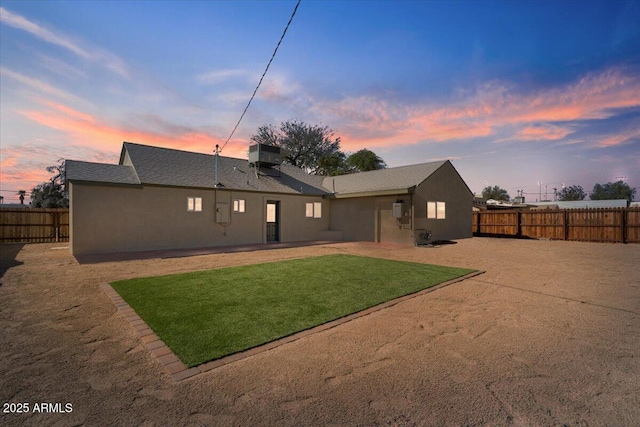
<box><xmin>1</xmin><ymin>0</ymin><xmax>639</xmax><ymax>204</ymax></box>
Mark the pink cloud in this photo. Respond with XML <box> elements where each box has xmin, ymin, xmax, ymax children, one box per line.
<box><xmin>18</xmin><ymin>100</ymin><xmax>248</xmax><ymax>158</ymax></box>
<box><xmin>596</xmin><ymin>127</ymin><xmax>640</xmax><ymax>147</ymax></box>
<box><xmin>515</xmin><ymin>124</ymin><xmax>573</xmax><ymax>141</ymax></box>
<box><xmin>319</xmin><ymin>67</ymin><xmax>640</xmax><ymax>150</ymax></box>
<box><xmin>1</xmin><ymin>101</ymin><xmax>249</xmax><ymax>201</ymax></box>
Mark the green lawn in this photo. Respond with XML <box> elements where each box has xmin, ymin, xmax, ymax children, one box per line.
<box><xmin>111</xmin><ymin>254</ymin><xmax>475</xmax><ymax>367</ymax></box>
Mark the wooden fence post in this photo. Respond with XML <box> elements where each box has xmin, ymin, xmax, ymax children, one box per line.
<box><xmin>516</xmin><ymin>210</ymin><xmax>521</xmax><ymax>237</ymax></box>
<box><xmin>621</xmin><ymin>208</ymin><xmax>626</xmax><ymax>244</ymax></box>
<box><xmin>563</xmin><ymin>210</ymin><xmax>569</xmax><ymax>241</ymax></box>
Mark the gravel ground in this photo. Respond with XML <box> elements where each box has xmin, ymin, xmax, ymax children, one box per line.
<box><xmin>1</xmin><ymin>238</ymin><xmax>639</xmax><ymax>426</ymax></box>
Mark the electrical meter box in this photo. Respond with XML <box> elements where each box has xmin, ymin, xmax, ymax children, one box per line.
<box><xmin>392</xmin><ymin>202</ymin><xmax>403</xmax><ymax>218</ymax></box>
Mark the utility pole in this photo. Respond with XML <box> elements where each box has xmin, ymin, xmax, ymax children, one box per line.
<box><xmin>538</xmin><ymin>181</ymin><xmax>541</xmax><ymax>202</ymax></box>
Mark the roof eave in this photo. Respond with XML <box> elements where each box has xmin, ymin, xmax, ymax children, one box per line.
<box><xmin>326</xmin><ymin>187</ymin><xmax>414</xmax><ymax>199</ymax></box>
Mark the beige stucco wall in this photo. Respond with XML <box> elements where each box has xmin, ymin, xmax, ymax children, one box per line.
<box><xmin>329</xmin><ymin>195</ymin><xmax>413</xmax><ymax>244</ymax></box>
<box><xmin>69</xmin><ymin>182</ymin><xmax>331</xmax><ymax>255</ymax></box>
<box><xmin>413</xmin><ymin>162</ymin><xmax>473</xmax><ymax>242</ymax></box>
<box><xmin>328</xmin><ymin>197</ymin><xmax>376</xmax><ymax>241</ymax></box>
<box><xmin>329</xmin><ymin>162</ymin><xmax>472</xmax><ymax>244</ymax></box>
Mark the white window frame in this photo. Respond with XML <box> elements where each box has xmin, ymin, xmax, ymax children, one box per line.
<box><xmin>427</xmin><ymin>201</ymin><xmax>445</xmax><ymax>219</ymax></box>
<box><xmin>306</xmin><ymin>202</ymin><xmax>322</xmax><ymax>218</ymax></box>
<box><xmin>233</xmin><ymin>199</ymin><xmax>246</xmax><ymax>213</ymax></box>
<box><xmin>188</xmin><ymin>197</ymin><xmax>202</xmax><ymax>212</ymax></box>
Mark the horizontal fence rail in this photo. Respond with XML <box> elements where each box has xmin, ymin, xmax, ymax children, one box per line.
<box><xmin>0</xmin><ymin>208</ymin><xmax>69</xmax><ymax>243</ymax></box>
<box><xmin>473</xmin><ymin>207</ymin><xmax>640</xmax><ymax>244</ymax></box>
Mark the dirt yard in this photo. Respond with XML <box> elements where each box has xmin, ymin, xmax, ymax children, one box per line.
<box><xmin>1</xmin><ymin>238</ymin><xmax>639</xmax><ymax>426</ymax></box>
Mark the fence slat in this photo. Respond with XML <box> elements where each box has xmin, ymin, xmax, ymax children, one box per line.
<box><xmin>473</xmin><ymin>207</ymin><xmax>639</xmax><ymax>244</ymax></box>
<box><xmin>0</xmin><ymin>208</ymin><xmax>69</xmax><ymax>243</ymax></box>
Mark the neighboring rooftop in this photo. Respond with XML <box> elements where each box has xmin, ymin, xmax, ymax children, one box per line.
<box><xmin>528</xmin><ymin>200</ymin><xmax>629</xmax><ymax>209</ymax></box>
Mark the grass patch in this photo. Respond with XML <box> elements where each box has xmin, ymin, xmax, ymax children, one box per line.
<box><xmin>111</xmin><ymin>254</ymin><xmax>475</xmax><ymax>367</ymax></box>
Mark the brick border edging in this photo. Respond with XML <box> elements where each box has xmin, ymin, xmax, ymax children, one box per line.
<box><xmin>101</xmin><ymin>270</ymin><xmax>484</xmax><ymax>382</ymax></box>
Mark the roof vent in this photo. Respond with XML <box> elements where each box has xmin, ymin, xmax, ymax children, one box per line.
<box><xmin>248</xmin><ymin>144</ymin><xmax>282</xmax><ymax>168</ymax></box>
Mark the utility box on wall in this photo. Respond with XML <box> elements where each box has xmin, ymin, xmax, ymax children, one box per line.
<box><xmin>392</xmin><ymin>202</ymin><xmax>403</xmax><ymax>219</ymax></box>
<box><xmin>216</xmin><ymin>203</ymin><xmax>229</xmax><ymax>223</ymax></box>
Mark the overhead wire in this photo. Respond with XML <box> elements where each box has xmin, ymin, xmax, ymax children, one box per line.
<box><xmin>219</xmin><ymin>0</ymin><xmax>301</xmax><ymax>153</ymax></box>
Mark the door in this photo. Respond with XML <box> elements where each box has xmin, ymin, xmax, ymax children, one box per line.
<box><xmin>266</xmin><ymin>201</ymin><xmax>280</xmax><ymax>242</ymax></box>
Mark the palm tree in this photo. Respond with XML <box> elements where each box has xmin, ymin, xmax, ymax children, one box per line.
<box><xmin>17</xmin><ymin>190</ymin><xmax>26</xmax><ymax>205</ymax></box>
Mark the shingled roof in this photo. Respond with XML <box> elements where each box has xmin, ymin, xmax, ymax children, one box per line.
<box><xmin>323</xmin><ymin>161</ymin><xmax>447</xmax><ymax>197</ymax></box>
<box><xmin>67</xmin><ymin>142</ymin><xmax>328</xmax><ymax>196</ymax></box>
<box><xmin>66</xmin><ymin>142</ymin><xmax>458</xmax><ymax>198</ymax></box>
<box><xmin>65</xmin><ymin>161</ymin><xmax>141</xmax><ymax>185</ymax></box>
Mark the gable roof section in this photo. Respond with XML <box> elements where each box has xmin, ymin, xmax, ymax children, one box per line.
<box><xmin>67</xmin><ymin>142</ymin><xmax>472</xmax><ymax>198</ymax></box>
<box><xmin>120</xmin><ymin>142</ymin><xmax>327</xmax><ymax>195</ymax></box>
<box><xmin>322</xmin><ymin>161</ymin><xmax>448</xmax><ymax>197</ymax></box>
<box><xmin>66</xmin><ymin>160</ymin><xmax>141</xmax><ymax>185</ymax></box>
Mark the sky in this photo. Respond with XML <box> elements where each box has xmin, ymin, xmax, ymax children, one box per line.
<box><xmin>1</xmin><ymin>0</ymin><xmax>639</xmax><ymax>204</ymax></box>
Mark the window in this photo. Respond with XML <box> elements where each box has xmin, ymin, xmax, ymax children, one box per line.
<box><xmin>188</xmin><ymin>197</ymin><xmax>202</xmax><ymax>212</ymax></box>
<box><xmin>266</xmin><ymin>203</ymin><xmax>276</xmax><ymax>222</ymax></box>
<box><xmin>306</xmin><ymin>202</ymin><xmax>322</xmax><ymax>218</ymax></box>
<box><xmin>233</xmin><ymin>199</ymin><xmax>245</xmax><ymax>213</ymax></box>
<box><xmin>427</xmin><ymin>201</ymin><xmax>445</xmax><ymax>219</ymax></box>
<box><xmin>427</xmin><ymin>202</ymin><xmax>436</xmax><ymax>219</ymax></box>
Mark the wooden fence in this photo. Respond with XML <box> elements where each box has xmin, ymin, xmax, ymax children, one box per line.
<box><xmin>473</xmin><ymin>208</ymin><xmax>640</xmax><ymax>243</ymax></box>
<box><xmin>0</xmin><ymin>208</ymin><xmax>69</xmax><ymax>243</ymax></box>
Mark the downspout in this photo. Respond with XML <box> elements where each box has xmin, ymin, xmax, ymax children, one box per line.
<box><xmin>411</xmin><ymin>192</ymin><xmax>415</xmax><ymax>232</ymax></box>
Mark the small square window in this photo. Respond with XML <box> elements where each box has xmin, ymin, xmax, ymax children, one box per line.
<box><xmin>233</xmin><ymin>199</ymin><xmax>245</xmax><ymax>213</ymax></box>
<box><xmin>306</xmin><ymin>202</ymin><xmax>322</xmax><ymax>218</ymax></box>
<box><xmin>188</xmin><ymin>197</ymin><xmax>202</xmax><ymax>212</ymax></box>
<box><xmin>427</xmin><ymin>201</ymin><xmax>445</xmax><ymax>219</ymax></box>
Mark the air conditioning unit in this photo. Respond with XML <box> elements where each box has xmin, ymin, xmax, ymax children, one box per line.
<box><xmin>248</xmin><ymin>144</ymin><xmax>282</xmax><ymax>168</ymax></box>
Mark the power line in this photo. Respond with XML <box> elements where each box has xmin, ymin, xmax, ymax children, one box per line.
<box><xmin>219</xmin><ymin>0</ymin><xmax>301</xmax><ymax>152</ymax></box>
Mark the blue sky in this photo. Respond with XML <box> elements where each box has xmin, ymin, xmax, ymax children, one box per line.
<box><xmin>1</xmin><ymin>0</ymin><xmax>639</xmax><ymax>203</ymax></box>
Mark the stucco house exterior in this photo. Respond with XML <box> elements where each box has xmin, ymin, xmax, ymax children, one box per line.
<box><xmin>66</xmin><ymin>142</ymin><xmax>473</xmax><ymax>256</ymax></box>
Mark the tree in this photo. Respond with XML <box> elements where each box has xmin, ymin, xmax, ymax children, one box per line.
<box><xmin>251</xmin><ymin>120</ymin><xmax>344</xmax><ymax>175</ymax></box>
<box><xmin>17</xmin><ymin>190</ymin><xmax>26</xmax><ymax>205</ymax></box>
<box><xmin>346</xmin><ymin>148</ymin><xmax>387</xmax><ymax>172</ymax></box>
<box><xmin>316</xmin><ymin>151</ymin><xmax>350</xmax><ymax>176</ymax></box>
<box><xmin>558</xmin><ymin>185</ymin><xmax>586</xmax><ymax>201</ymax></box>
<box><xmin>589</xmin><ymin>181</ymin><xmax>636</xmax><ymax>204</ymax></box>
<box><xmin>30</xmin><ymin>159</ymin><xmax>69</xmax><ymax>208</ymax></box>
<box><xmin>250</xmin><ymin>124</ymin><xmax>280</xmax><ymax>146</ymax></box>
<box><xmin>482</xmin><ymin>185</ymin><xmax>510</xmax><ymax>201</ymax></box>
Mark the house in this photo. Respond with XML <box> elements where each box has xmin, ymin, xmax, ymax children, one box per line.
<box><xmin>65</xmin><ymin>142</ymin><xmax>473</xmax><ymax>256</ymax></box>
<box><xmin>526</xmin><ymin>200</ymin><xmax>629</xmax><ymax>209</ymax></box>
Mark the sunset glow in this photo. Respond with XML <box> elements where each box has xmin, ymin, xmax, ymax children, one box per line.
<box><xmin>1</xmin><ymin>1</ymin><xmax>638</xmax><ymax>202</ymax></box>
